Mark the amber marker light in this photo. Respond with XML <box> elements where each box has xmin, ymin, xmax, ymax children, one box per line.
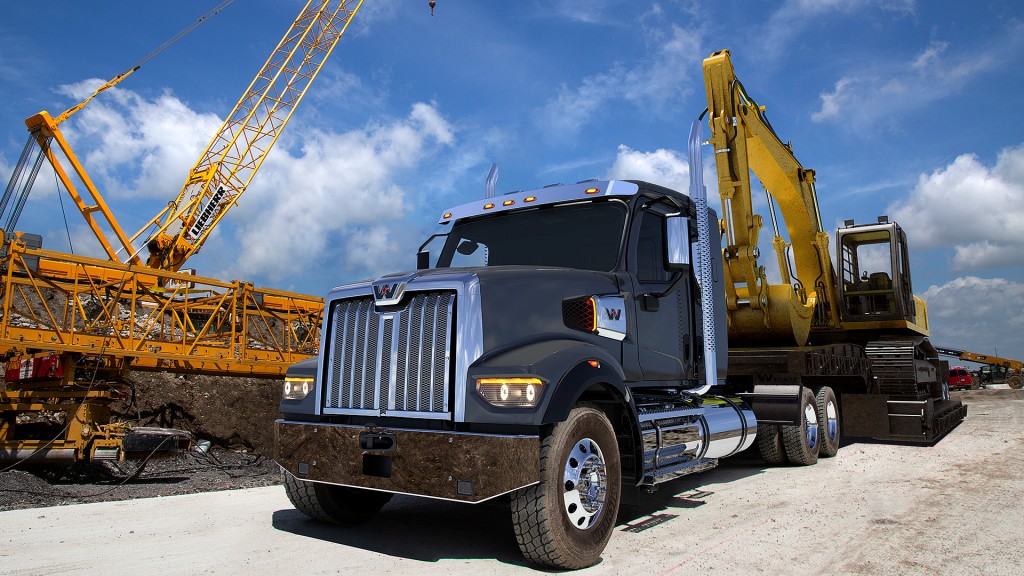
<box><xmin>588</xmin><ymin>296</ymin><xmax>598</xmax><ymax>332</ymax></box>
<box><xmin>503</xmin><ymin>200</ymin><xmax>515</xmax><ymax>206</ymax></box>
<box><xmin>442</xmin><ymin>212</ymin><xmax>452</xmax><ymax>219</ymax></box>
<box><xmin>585</xmin><ymin>187</ymin><xmax>600</xmax><ymax>194</ymax></box>
<box><xmin>588</xmin><ymin>360</ymin><xmax>601</xmax><ymax>369</ymax></box>
<box><xmin>483</xmin><ymin>203</ymin><xmax>495</xmax><ymax>210</ymax></box>
<box><xmin>524</xmin><ymin>196</ymin><xmax>537</xmax><ymax>203</ymax></box>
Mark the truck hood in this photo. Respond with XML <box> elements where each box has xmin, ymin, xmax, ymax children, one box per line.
<box><xmin>328</xmin><ymin>265</ymin><xmax>623</xmax><ymax>355</ymax></box>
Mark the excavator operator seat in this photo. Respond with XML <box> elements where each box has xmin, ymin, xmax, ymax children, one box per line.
<box><xmin>868</xmin><ymin>272</ymin><xmax>894</xmax><ymax>314</ymax></box>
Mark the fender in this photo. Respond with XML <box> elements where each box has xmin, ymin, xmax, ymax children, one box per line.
<box><xmin>464</xmin><ymin>337</ymin><xmax>627</xmax><ymax>427</ymax></box>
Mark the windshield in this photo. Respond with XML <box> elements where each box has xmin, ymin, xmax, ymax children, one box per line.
<box><xmin>434</xmin><ymin>200</ymin><xmax>626</xmax><ymax>271</ymax></box>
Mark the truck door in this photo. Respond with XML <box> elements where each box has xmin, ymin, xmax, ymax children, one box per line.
<box><xmin>628</xmin><ymin>207</ymin><xmax>693</xmax><ymax>382</ymax></box>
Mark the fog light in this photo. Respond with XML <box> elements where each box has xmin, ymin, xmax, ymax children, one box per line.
<box><xmin>476</xmin><ymin>377</ymin><xmax>545</xmax><ymax>408</ymax></box>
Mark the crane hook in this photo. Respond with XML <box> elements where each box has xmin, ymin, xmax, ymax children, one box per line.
<box><xmin>429</xmin><ymin>1</ymin><xmax>436</xmax><ymax>16</ymax></box>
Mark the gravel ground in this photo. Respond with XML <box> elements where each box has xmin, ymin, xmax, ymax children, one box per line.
<box><xmin>0</xmin><ymin>388</ymin><xmax>1004</xmax><ymax>515</ymax></box>
<box><xmin>0</xmin><ymin>388</ymin><xmax>1020</xmax><ymax>576</ymax></box>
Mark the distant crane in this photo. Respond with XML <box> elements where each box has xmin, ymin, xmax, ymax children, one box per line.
<box><xmin>936</xmin><ymin>346</ymin><xmax>1023</xmax><ymax>389</ymax></box>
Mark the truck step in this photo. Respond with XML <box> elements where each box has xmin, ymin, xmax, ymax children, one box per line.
<box><xmin>643</xmin><ymin>457</ymin><xmax>718</xmax><ymax>485</ymax></box>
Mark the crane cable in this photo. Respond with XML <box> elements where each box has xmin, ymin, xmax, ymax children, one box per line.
<box><xmin>54</xmin><ymin>0</ymin><xmax>235</xmax><ymax>125</ymax></box>
<box><xmin>131</xmin><ymin>0</ymin><xmax>235</xmax><ymax>71</ymax></box>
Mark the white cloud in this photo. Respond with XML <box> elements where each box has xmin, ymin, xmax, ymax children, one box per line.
<box><xmin>225</xmin><ymin>102</ymin><xmax>455</xmax><ymax>282</ymax></box>
<box><xmin>57</xmin><ymin>79</ymin><xmax>222</xmax><ymax>201</ymax></box>
<box><xmin>536</xmin><ymin>23</ymin><xmax>701</xmax><ymax>137</ymax></box>
<box><xmin>922</xmin><ymin>276</ymin><xmax>1024</xmax><ymax>355</ymax></box>
<box><xmin>812</xmin><ymin>40</ymin><xmax>995</xmax><ymax>126</ymax></box>
<box><xmin>761</xmin><ymin>0</ymin><xmax>916</xmax><ymax>62</ymax></box>
<box><xmin>606</xmin><ymin>143</ymin><xmax>722</xmax><ymax>207</ymax></box>
<box><xmin>20</xmin><ymin>80</ymin><xmax>455</xmax><ymax>284</ymax></box>
<box><xmin>607</xmin><ymin>145</ymin><xmax>690</xmax><ymax>193</ymax></box>
<box><xmin>888</xmin><ymin>144</ymin><xmax>1024</xmax><ymax>271</ymax></box>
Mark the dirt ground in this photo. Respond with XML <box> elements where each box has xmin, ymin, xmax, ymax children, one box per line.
<box><xmin>0</xmin><ymin>372</ymin><xmax>284</xmax><ymax>511</ymax></box>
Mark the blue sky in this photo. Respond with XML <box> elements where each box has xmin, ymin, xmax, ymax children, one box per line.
<box><xmin>1</xmin><ymin>0</ymin><xmax>1023</xmax><ymax>363</ymax></box>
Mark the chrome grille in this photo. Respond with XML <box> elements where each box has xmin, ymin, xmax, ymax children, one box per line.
<box><xmin>324</xmin><ymin>291</ymin><xmax>454</xmax><ymax>418</ymax></box>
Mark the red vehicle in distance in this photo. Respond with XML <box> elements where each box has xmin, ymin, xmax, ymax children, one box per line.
<box><xmin>947</xmin><ymin>366</ymin><xmax>974</xmax><ymax>391</ymax></box>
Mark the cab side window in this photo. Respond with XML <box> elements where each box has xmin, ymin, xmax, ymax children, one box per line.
<box><xmin>636</xmin><ymin>212</ymin><xmax>672</xmax><ymax>284</ymax></box>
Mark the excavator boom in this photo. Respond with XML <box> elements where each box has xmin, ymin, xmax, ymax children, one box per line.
<box><xmin>702</xmin><ymin>50</ymin><xmax>837</xmax><ymax>345</ymax></box>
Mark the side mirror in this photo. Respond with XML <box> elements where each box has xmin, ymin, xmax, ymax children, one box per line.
<box><xmin>665</xmin><ymin>215</ymin><xmax>691</xmax><ymax>271</ymax></box>
<box><xmin>416</xmin><ymin>233</ymin><xmax>448</xmax><ymax>270</ymax></box>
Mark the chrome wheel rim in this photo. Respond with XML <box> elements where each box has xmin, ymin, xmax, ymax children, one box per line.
<box><xmin>826</xmin><ymin>399</ymin><xmax>838</xmax><ymax>442</ymax></box>
<box><xmin>562</xmin><ymin>438</ymin><xmax>607</xmax><ymax>530</ymax></box>
<box><xmin>804</xmin><ymin>403</ymin><xmax>819</xmax><ymax>449</ymax></box>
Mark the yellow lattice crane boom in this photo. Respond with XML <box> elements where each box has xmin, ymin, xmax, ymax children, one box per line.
<box><xmin>142</xmin><ymin>0</ymin><xmax>365</xmax><ymax>271</ymax></box>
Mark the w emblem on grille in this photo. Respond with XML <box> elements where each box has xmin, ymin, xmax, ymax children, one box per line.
<box><xmin>372</xmin><ymin>281</ymin><xmax>406</xmax><ymax>305</ymax></box>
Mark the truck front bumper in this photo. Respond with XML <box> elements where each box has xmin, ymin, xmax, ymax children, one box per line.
<box><xmin>275</xmin><ymin>420</ymin><xmax>540</xmax><ymax>503</ymax></box>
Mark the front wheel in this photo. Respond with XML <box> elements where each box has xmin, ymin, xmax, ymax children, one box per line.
<box><xmin>283</xmin><ymin>470</ymin><xmax>392</xmax><ymax>524</ymax></box>
<box><xmin>511</xmin><ymin>404</ymin><xmax>621</xmax><ymax>570</ymax></box>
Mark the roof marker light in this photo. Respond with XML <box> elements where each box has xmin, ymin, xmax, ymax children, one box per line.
<box><xmin>585</xmin><ymin>188</ymin><xmax>600</xmax><ymax>195</ymax></box>
<box><xmin>443</xmin><ymin>212</ymin><xmax>452</xmax><ymax>219</ymax></box>
<box><xmin>483</xmin><ymin>203</ymin><xmax>495</xmax><ymax>210</ymax></box>
<box><xmin>524</xmin><ymin>196</ymin><xmax>537</xmax><ymax>203</ymax></box>
<box><xmin>503</xmin><ymin>200</ymin><xmax>515</xmax><ymax>207</ymax></box>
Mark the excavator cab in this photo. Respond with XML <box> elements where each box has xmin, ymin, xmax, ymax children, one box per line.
<box><xmin>836</xmin><ymin>217</ymin><xmax>916</xmax><ymax>324</ymax></box>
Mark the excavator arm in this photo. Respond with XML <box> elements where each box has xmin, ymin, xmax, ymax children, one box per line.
<box><xmin>702</xmin><ymin>49</ymin><xmax>839</xmax><ymax>345</ymax></box>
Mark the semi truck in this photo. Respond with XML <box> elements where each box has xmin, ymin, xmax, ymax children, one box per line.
<box><xmin>274</xmin><ymin>50</ymin><xmax>966</xmax><ymax>569</ymax></box>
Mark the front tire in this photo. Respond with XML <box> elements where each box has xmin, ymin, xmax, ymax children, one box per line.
<box><xmin>511</xmin><ymin>404</ymin><xmax>621</xmax><ymax>570</ymax></box>
<box><xmin>283</xmin><ymin>470</ymin><xmax>392</xmax><ymax>524</ymax></box>
<box><xmin>781</xmin><ymin>387</ymin><xmax>819</xmax><ymax>466</ymax></box>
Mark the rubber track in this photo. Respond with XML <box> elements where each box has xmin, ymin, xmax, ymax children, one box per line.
<box><xmin>866</xmin><ymin>340</ymin><xmax>925</xmax><ymax>397</ymax></box>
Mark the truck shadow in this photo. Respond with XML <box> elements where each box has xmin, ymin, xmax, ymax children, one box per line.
<box><xmin>617</xmin><ymin>449</ymin><xmax>767</xmax><ymax>527</ymax></box>
<box><xmin>271</xmin><ymin>450</ymin><xmax>769</xmax><ymax>565</ymax></box>
<box><xmin>271</xmin><ymin>496</ymin><xmax>531</xmax><ymax>567</ymax></box>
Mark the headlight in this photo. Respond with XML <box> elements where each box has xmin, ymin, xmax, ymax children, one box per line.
<box><xmin>283</xmin><ymin>376</ymin><xmax>313</xmax><ymax>400</ymax></box>
<box><xmin>476</xmin><ymin>377</ymin><xmax>545</xmax><ymax>408</ymax></box>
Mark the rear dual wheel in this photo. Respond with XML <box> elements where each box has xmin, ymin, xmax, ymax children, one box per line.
<box><xmin>814</xmin><ymin>386</ymin><xmax>840</xmax><ymax>458</ymax></box>
<box><xmin>781</xmin><ymin>387</ymin><xmax>819</xmax><ymax>466</ymax></box>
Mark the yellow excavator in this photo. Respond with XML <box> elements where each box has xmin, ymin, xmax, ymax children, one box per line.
<box><xmin>703</xmin><ymin>49</ymin><xmax>965</xmax><ymax>443</ymax></box>
<box><xmin>0</xmin><ymin>0</ymin><xmax>367</xmax><ymax>463</ymax></box>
